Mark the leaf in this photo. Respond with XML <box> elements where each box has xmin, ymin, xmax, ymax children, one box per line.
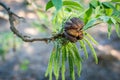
<box><xmin>84</xmin><ymin>38</ymin><xmax>98</xmax><ymax>64</ymax></box>
<box><xmin>79</xmin><ymin>40</ymin><xmax>88</xmax><ymax>59</ymax></box>
<box><xmin>84</xmin><ymin>8</ymin><xmax>93</xmax><ymax>24</ymax></box>
<box><xmin>90</xmin><ymin>0</ymin><xmax>99</xmax><ymax>8</ymax></box>
<box><xmin>102</xmin><ymin>2</ymin><xmax>115</xmax><ymax>9</ymax></box>
<box><xmin>115</xmin><ymin>3</ymin><xmax>120</xmax><ymax>10</ymax></box>
<box><xmin>83</xmin><ymin>18</ymin><xmax>97</xmax><ymax>30</ymax></box>
<box><xmin>99</xmin><ymin>16</ymin><xmax>110</xmax><ymax>22</ymax></box>
<box><xmin>45</xmin><ymin>1</ymin><xmax>83</xmax><ymax>11</ymax></box>
<box><xmin>111</xmin><ymin>0</ymin><xmax>120</xmax><ymax>2</ymax></box>
<box><xmin>110</xmin><ymin>17</ymin><xmax>116</xmax><ymax>24</ymax></box>
<box><xmin>52</xmin><ymin>0</ymin><xmax>62</xmax><ymax>11</ymax></box>
<box><xmin>46</xmin><ymin>1</ymin><xmax>53</xmax><ymax>11</ymax></box>
<box><xmin>63</xmin><ymin>1</ymin><xmax>83</xmax><ymax>11</ymax></box>
<box><xmin>105</xmin><ymin>8</ymin><xmax>113</xmax><ymax>16</ymax></box>
<box><xmin>94</xmin><ymin>6</ymin><xmax>101</xmax><ymax>17</ymax></box>
<box><xmin>113</xmin><ymin>16</ymin><xmax>120</xmax><ymax>23</ymax></box>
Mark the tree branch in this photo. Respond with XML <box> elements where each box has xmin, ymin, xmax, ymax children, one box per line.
<box><xmin>0</xmin><ymin>2</ymin><xmax>63</xmax><ymax>43</ymax></box>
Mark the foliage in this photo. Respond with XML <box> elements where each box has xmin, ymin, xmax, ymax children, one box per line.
<box><xmin>44</xmin><ymin>0</ymin><xmax>120</xmax><ymax>80</ymax></box>
<box><xmin>0</xmin><ymin>32</ymin><xmax>22</xmax><ymax>60</ymax></box>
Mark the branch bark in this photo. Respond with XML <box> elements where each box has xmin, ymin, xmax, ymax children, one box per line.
<box><xmin>0</xmin><ymin>2</ymin><xmax>63</xmax><ymax>43</ymax></box>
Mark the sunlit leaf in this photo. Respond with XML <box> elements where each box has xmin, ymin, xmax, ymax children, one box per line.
<box><xmin>110</xmin><ymin>17</ymin><xmax>116</xmax><ymax>24</ymax></box>
<box><xmin>102</xmin><ymin>2</ymin><xmax>115</xmax><ymax>9</ymax></box>
<box><xmin>115</xmin><ymin>3</ymin><xmax>120</xmax><ymax>10</ymax></box>
<box><xmin>105</xmin><ymin>9</ymin><xmax>113</xmax><ymax>16</ymax></box>
<box><xmin>63</xmin><ymin>1</ymin><xmax>83</xmax><ymax>11</ymax></box>
<box><xmin>99</xmin><ymin>16</ymin><xmax>110</xmax><ymax>22</ymax></box>
<box><xmin>83</xmin><ymin>18</ymin><xmax>97</xmax><ymax>30</ymax></box>
<box><xmin>84</xmin><ymin>7</ymin><xmax>93</xmax><ymax>24</ymax></box>
<box><xmin>46</xmin><ymin>1</ymin><xmax>53</xmax><ymax>11</ymax></box>
<box><xmin>45</xmin><ymin>1</ymin><xmax>83</xmax><ymax>11</ymax></box>
<box><xmin>90</xmin><ymin>0</ymin><xmax>99</xmax><ymax>8</ymax></box>
<box><xmin>94</xmin><ymin>6</ymin><xmax>101</xmax><ymax>17</ymax></box>
<box><xmin>70</xmin><ymin>43</ymin><xmax>82</xmax><ymax>61</ymax></box>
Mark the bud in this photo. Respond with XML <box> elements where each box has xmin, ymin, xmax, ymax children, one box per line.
<box><xmin>63</xmin><ymin>17</ymin><xmax>84</xmax><ymax>42</ymax></box>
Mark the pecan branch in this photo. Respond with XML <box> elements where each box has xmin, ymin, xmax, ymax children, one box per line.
<box><xmin>0</xmin><ymin>2</ymin><xmax>63</xmax><ymax>43</ymax></box>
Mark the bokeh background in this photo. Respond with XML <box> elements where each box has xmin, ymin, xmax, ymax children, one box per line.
<box><xmin>0</xmin><ymin>0</ymin><xmax>120</xmax><ymax>80</ymax></box>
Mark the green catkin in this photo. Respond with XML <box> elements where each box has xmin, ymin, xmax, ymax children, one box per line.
<box><xmin>84</xmin><ymin>38</ymin><xmax>98</xmax><ymax>64</ymax></box>
<box><xmin>79</xmin><ymin>40</ymin><xmax>88</xmax><ymax>59</ymax></box>
<box><xmin>68</xmin><ymin>49</ymin><xmax>75</xmax><ymax>80</ymax></box>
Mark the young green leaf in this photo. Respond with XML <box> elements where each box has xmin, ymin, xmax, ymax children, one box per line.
<box><xmin>84</xmin><ymin>38</ymin><xmax>98</xmax><ymax>64</ymax></box>
<box><xmin>111</xmin><ymin>0</ymin><xmax>120</xmax><ymax>2</ymax></box>
<box><xmin>45</xmin><ymin>1</ymin><xmax>83</xmax><ymax>11</ymax></box>
<box><xmin>52</xmin><ymin>0</ymin><xmax>62</xmax><ymax>11</ymax></box>
<box><xmin>115</xmin><ymin>3</ymin><xmax>120</xmax><ymax>10</ymax></box>
<box><xmin>46</xmin><ymin>1</ymin><xmax>53</xmax><ymax>11</ymax></box>
<box><xmin>113</xmin><ymin>16</ymin><xmax>120</xmax><ymax>23</ymax></box>
<box><xmin>84</xmin><ymin>8</ymin><xmax>93</xmax><ymax>24</ymax></box>
<box><xmin>99</xmin><ymin>16</ymin><xmax>110</xmax><ymax>22</ymax></box>
<box><xmin>102</xmin><ymin>2</ymin><xmax>115</xmax><ymax>9</ymax></box>
<box><xmin>63</xmin><ymin>1</ymin><xmax>83</xmax><ymax>11</ymax></box>
<box><xmin>79</xmin><ymin>40</ymin><xmax>88</xmax><ymax>59</ymax></box>
<box><xmin>83</xmin><ymin>18</ymin><xmax>97</xmax><ymax>30</ymax></box>
<box><xmin>112</xmin><ymin>11</ymin><xmax>120</xmax><ymax>17</ymax></box>
<box><xmin>105</xmin><ymin>9</ymin><xmax>113</xmax><ymax>16</ymax></box>
<box><xmin>110</xmin><ymin>17</ymin><xmax>116</xmax><ymax>24</ymax></box>
<box><xmin>90</xmin><ymin>0</ymin><xmax>99</xmax><ymax>8</ymax></box>
<box><xmin>107</xmin><ymin>17</ymin><xmax>115</xmax><ymax>39</ymax></box>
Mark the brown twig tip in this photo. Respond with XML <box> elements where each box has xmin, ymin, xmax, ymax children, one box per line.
<box><xmin>0</xmin><ymin>2</ymin><xmax>63</xmax><ymax>43</ymax></box>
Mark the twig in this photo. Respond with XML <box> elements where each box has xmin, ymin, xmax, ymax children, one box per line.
<box><xmin>0</xmin><ymin>2</ymin><xmax>63</xmax><ymax>43</ymax></box>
